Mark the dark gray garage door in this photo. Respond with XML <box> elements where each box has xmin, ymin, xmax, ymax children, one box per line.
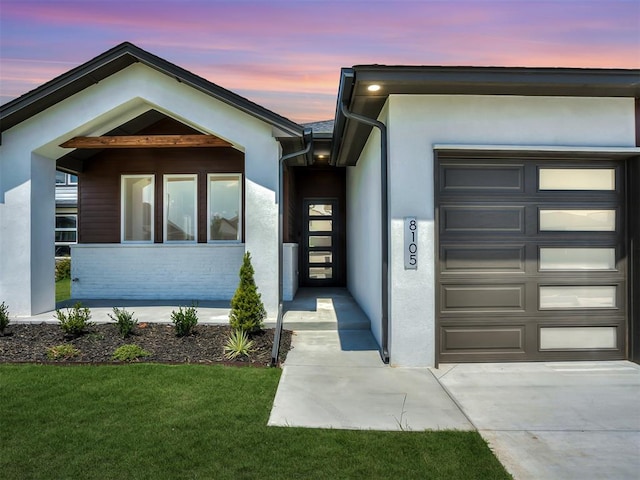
<box><xmin>436</xmin><ymin>154</ymin><xmax>627</xmax><ymax>362</ymax></box>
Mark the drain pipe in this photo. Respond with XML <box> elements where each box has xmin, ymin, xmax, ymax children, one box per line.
<box><xmin>271</xmin><ymin>130</ymin><xmax>313</xmax><ymax>367</ymax></box>
<box><xmin>339</xmin><ymin>102</ymin><xmax>390</xmax><ymax>364</ymax></box>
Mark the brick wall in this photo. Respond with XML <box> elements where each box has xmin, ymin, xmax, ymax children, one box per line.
<box><xmin>71</xmin><ymin>244</ymin><xmax>244</xmax><ymax>300</ymax></box>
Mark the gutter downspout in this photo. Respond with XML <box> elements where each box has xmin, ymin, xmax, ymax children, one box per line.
<box><xmin>271</xmin><ymin>130</ymin><xmax>313</xmax><ymax>367</ymax></box>
<box><xmin>339</xmin><ymin>102</ymin><xmax>390</xmax><ymax>364</ymax></box>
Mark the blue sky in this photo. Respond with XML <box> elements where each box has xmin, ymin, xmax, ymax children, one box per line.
<box><xmin>1</xmin><ymin>0</ymin><xmax>638</xmax><ymax>122</ymax></box>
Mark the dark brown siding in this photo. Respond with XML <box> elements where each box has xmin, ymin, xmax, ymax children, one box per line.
<box><xmin>79</xmin><ymin>148</ymin><xmax>244</xmax><ymax>243</ymax></box>
<box><xmin>283</xmin><ymin>165</ymin><xmax>297</xmax><ymax>243</ymax></box>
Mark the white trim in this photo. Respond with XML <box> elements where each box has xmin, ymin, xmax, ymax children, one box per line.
<box><xmin>207</xmin><ymin>173</ymin><xmax>243</xmax><ymax>242</ymax></box>
<box><xmin>121</xmin><ymin>174</ymin><xmax>155</xmax><ymax>243</ymax></box>
<box><xmin>163</xmin><ymin>173</ymin><xmax>198</xmax><ymax>243</ymax></box>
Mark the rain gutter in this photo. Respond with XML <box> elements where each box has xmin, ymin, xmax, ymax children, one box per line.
<box><xmin>271</xmin><ymin>129</ymin><xmax>313</xmax><ymax>367</ymax></box>
<box><xmin>339</xmin><ymin>102</ymin><xmax>390</xmax><ymax>364</ymax></box>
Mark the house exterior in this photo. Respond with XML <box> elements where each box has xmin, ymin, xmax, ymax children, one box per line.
<box><xmin>1</xmin><ymin>43</ymin><xmax>638</xmax><ymax>366</ymax></box>
<box><xmin>0</xmin><ymin>43</ymin><xmax>309</xmax><ymax>319</ymax></box>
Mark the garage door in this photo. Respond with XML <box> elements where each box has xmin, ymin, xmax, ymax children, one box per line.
<box><xmin>436</xmin><ymin>154</ymin><xmax>627</xmax><ymax>362</ymax></box>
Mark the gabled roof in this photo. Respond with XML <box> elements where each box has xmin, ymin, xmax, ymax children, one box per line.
<box><xmin>0</xmin><ymin>42</ymin><xmax>304</xmax><ymax>138</ymax></box>
<box><xmin>332</xmin><ymin>65</ymin><xmax>640</xmax><ymax>166</ymax></box>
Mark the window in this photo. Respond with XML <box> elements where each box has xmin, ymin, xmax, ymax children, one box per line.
<box><xmin>122</xmin><ymin>175</ymin><xmax>154</xmax><ymax>242</ymax></box>
<box><xmin>55</xmin><ymin>171</ymin><xmax>78</xmax><ymax>185</ymax></box>
<box><xmin>539</xmin><ymin>285</ymin><xmax>617</xmax><ymax>309</ymax></box>
<box><xmin>55</xmin><ymin>214</ymin><xmax>77</xmax><ymax>256</ymax></box>
<box><xmin>208</xmin><ymin>174</ymin><xmax>242</xmax><ymax>241</ymax></box>
<box><xmin>539</xmin><ymin>168</ymin><xmax>615</xmax><ymax>190</ymax></box>
<box><xmin>539</xmin><ymin>209</ymin><xmax>616</xmax><ymax>231</ymax></box>
<box><xmin>164</xmin><ymin>175</ymin><xmax>197</xmax><ymax>242</ymax></box>
<box><xmin>539</xmin><ymin>248</ymin><xmax>616</xmax><ymax>271</ymax></box>
<box><xmin>120</xmin><ymin>173</ymin><xmax>242</xmax><ymax>243</ymax></box>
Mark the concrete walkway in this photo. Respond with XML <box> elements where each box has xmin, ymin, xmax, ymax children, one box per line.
<box><xmin>268</xmin><ymin>288</ymin><xmax>473</xmax><ymax>431</ymax></box>
<box><xmin>269</xmin><ymin>288</ymin><xmax>640</xmax><ymax>480</ymax></box>
<box><xmin>15</xmin><ymin>299</ymin><xmax>245</xmax><ymax>326</ymax></box>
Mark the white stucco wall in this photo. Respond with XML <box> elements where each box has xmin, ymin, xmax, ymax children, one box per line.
<box><xmin>0</xmin><ymin>63</ymin><xmax>284</xmax><ymax>316</ymax></box>
<box><xmin>346</xmin><ymin>106</ymin><xmax>386</xmax><ymax>347</ymax></box>
<box><xmin>381</xmin><ymin>94</ymin><xmax>637</xmax><ymax>366</ymax></box>
<box><xmin>0</xmin><ymin>148</ymin><xmax>57</xmax><ymax>316</ymax></box>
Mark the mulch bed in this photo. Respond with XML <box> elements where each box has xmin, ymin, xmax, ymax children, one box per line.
<box><xmin>0</xmin><ymin>323</ymin><xmax>292</xmax><ymax>366</ymax></box>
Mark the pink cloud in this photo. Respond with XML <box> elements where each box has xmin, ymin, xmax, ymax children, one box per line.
<box><xmin>1</xmin><ymin>0</ymin><xmax>638</xmax><ymax>121</ymax></box>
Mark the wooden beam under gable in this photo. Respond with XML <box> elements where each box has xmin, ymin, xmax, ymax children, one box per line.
<box><xmin>60</xmin><ymin>134</ymin><xmax>233</xmax><ymax>149</ymax></box>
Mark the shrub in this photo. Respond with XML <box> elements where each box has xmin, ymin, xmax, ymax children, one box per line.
<box><xmin>46</xmin><ymin>344</ymin><xmax>81</xmax><ymax>360</ymax></box>
<box><xmin>55</xmin><ymin>258</ymin><xmax>71</xmax><ymax>281</ymax></box>
<box><xmin>108</xmin><ymin>307</ymin><xmax>138</xmax><ymax>338</ymax></box>
<box><xmin>171</xmin><ymin>305</ymin><xmax>198</xmax><ymax>337</ymax></box>
<box><xmin>0</xmin><ymin>301</ymin><xmax>9</xmax><ymax>336</ymax></box>
<box><xmin>223</xmin><ymin>329</ymin><xmax>255</xmax><ymax>360</ymax></box>
<box><xmin>229</xmin><ymin>252</ymin><xmax>266</xmax><ymax>333</ymax></box>
<box><xmin>56</xmin><ymin>302</ymin><xmax>93</xmax><ymax>336</ymax></box>
<box><xmin>112</xmin><ymin>344</ymin><xmax>150</xmax><ymax>362</ymax></box>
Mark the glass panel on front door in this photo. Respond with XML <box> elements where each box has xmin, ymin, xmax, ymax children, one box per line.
<box><xmin>304</xmin><ymin>200</ymin><xmax>337</xmax><ymax>284</ymax></box>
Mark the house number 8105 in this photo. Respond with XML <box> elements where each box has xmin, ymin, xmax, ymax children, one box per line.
<box><xmin>404</xmin><ymin>217</ymin><xmax>418</xmax><ymax>270</ymax></box>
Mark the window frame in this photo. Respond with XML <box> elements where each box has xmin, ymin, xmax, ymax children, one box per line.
<box><xmin>121</xmin><ymin>174</ymin><xmax>155</xmax><ymax>243</ymax></box>
<box><xmin>55</xmin><ymin>214</ymin><xmax>78</xmax><ymax>245</ymax></box>
<box><xmin>207</xmin><ymin>173</ymin><xmax>243</xmax><ymax>243</ymax></box>
<box><xmin>163</xmin><ymin>174</ymin><xmax>198</xmax><ymax>243</ymax></box>
<box><xmin>55</xmin><ymin>171</ymin><xmax>78</xmax><ymax>185</ymax></box>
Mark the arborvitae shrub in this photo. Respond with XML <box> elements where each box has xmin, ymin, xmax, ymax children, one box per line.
<box><xmin>229</xmin><ymin>252</ymin><xmax>266</xmax><ymax>333</ymax></box>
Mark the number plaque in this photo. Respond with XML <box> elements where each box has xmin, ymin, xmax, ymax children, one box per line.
<box><xmin>404</xmin><ymin>217</ymin><xmax>418</xmax><ymax>270</ymax></box>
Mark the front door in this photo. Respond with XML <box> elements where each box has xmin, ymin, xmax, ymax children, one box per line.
<box><xmin>302</xmin><ymin>199</ymin><xmax>339</xmax><ymax>286</ymax></box>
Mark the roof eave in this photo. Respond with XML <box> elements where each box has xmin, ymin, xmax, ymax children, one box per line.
<box><xmin>332</xmin><ymin>65</ymin><xmax>640</xmax><ymax>166</ymax></box>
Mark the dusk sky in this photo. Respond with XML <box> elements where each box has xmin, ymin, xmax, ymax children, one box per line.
<box><xmin>1</xmin><ymin>0</ymin><xmax>639</xmax><ymax>123</ymax></box>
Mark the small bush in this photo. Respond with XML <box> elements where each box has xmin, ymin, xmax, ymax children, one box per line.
<box><xmin>112</xmin><ymin>344</ymin><xmax>150</xmax><ymax>362</ymax></box>
<box><xmin>229</xmin><ymin>252</ymin><xmax>266</xmax><ymax>333</ymax></box>
<box><xmin>171</xmin><ymin>305</ymin><xmax>198</xmax><ymax>337</ymax></box>
<box><xmin>223</xmin><ymin>329</ymin><xmax>255</xmax><ymax>360</ymax></box>
<box><xmin>56</xmin><ymin>302</ymin><xmax>93</xmax><ymax>336</ymax></box>
<box><xmin>55</xmin><ymin>258</ymin><xmax>71</xmax><ymax>281</ymax></box>
<box><xmin>46</xmin><ymin>344</ymin><xmax>80</xmax><ymax>360</ymax></box>
<box><xmin>108</xmin><ymin>307</ymin><xmax>138</xmax><ymax>338</ymax></box>
<box><xmin>0</xmin><ymin>301</ymin><xmax>9</xmax><ymax>336</ymax></box>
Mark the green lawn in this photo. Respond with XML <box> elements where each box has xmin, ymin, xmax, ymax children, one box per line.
<box><xmin>0</xmin><ymin>364</ymin><xmax>510</xmax><ymax>480</ymax></box>
<box><xmin>55</xmin><ymin>277</ymin><xmax>71</xmax><ymax>302</ymax></box>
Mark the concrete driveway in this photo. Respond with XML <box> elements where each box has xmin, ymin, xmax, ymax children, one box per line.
<box><xmin>434</xmin><ymin>361</ymin><xmax>640</xmax><ymax>480</ymax></box>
